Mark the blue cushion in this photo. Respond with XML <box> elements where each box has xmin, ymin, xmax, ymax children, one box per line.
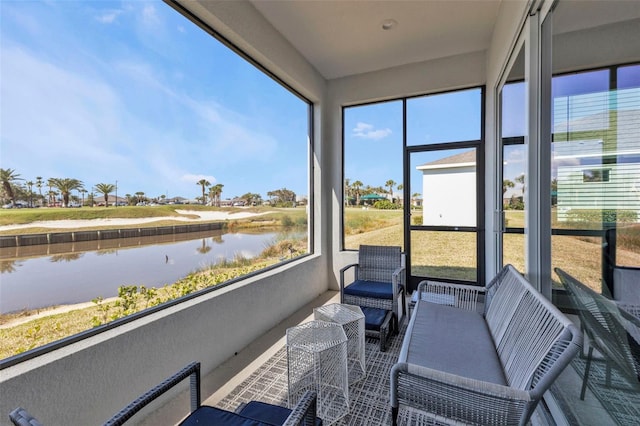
<box><xmin>238</xmin><ymin>401</ymin><xmax>323</xmax><ymax>426</ymax></box>
<box><xmin>179</xmin><ymin>406</ymin><xmax>272</xmax><ymax>426</ymax></box>
<box><xmin>344</xmin><ymin>280</ymin><xmax>393</xmax><ymax>299</ymax></box>
<box><xmin>361</xmin><ymin>307</ymin><xmax>389</xmax><ymax>331</ymax></box>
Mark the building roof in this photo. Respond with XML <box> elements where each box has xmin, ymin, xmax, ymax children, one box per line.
<box><xmin>417</xmin><ymin>149</ymin><xmax>476</xmax><ymax>170</ymax></box>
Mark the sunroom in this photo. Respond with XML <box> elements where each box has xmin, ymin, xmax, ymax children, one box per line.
<box><xmin>1</xmin><ymin>0</ymin><xmax>639</xmax><ymax>425</ymax></box>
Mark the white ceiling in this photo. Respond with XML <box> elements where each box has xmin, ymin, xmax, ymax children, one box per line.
<box><xmin>249</xmin><ymin>0</ymin><xmax>502</xmax><ymax>80</ymax></box>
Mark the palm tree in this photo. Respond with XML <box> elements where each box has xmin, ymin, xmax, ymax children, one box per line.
<box><xmin>135</xmin><ymin>191</ymin><xmax>145</xmax><ymax>204</ymax></box>
<box><xmin>49</xmin><ymin>178</ymin><xmax>84</xmax><ymax>207</ymax></box>
<box><xmin>95</xmin><ymin>183</ymin><xmax>116</xmax><ymax>207</ymax></box>
<box><xmin>36</xmin><ymin>176</ymin><xmax>43</xmax><ymax>206</ymax></box>
<box><xmin>385</xmin><ymin>179</ymin><xmax>396</xmax><ymax>200</ymax></box>
<box><xmin>212</xmin><ymin>183</ymin><xmax>224</xmax><ymax>206</ymax></box>
<box><xmin>47</xmin><ymin>178</ymin><xmax>55</xmax><ymax>206</ymax></box>
<box><xmin>0</xmin><ymin>168</ymin><xmax>21</xmax><ymax>205</ymax></box>
<box><xmin>80</xmin><ymin>189</ymin><xmax>87</xmax><ymax>206</ymax></box>
<box><xmin>26</xmin><ymin>181</ymin><xmax>34</xmax><ymax>207</ymax></box>
<box><xmin>352</xmin><ymin>180</ymin><xmax>363</xmax><ymax>205</ymax></box>
<box><xmin>197</xmin><ymin>179</ymin><xmax>211</xmax><ymax>205</ymax></box>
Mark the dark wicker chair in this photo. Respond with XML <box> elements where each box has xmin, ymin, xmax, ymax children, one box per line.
<box><xmin>10</xmin><ymin>362</ymin><xmax>319</xmax><ymax>426</ymax></box>
<box><xmin>340</xmin><ymin>245</ymin><xmax>406</xmax><ymax>335</ymax></box>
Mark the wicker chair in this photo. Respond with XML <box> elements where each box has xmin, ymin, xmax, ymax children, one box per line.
<box><xmin>10</xmin><ymin>362</ymin><xmax>319</xmax><ymax>426</ymax></box>
<box><xmin>340</xmin><ymin>245</ymin><xmax>406</xmax><ymax>332</ymax></box>
<box><xmin>556</xmin><ymin>268</ymin><xmax>640</xmax><ymax>399</ymax></box>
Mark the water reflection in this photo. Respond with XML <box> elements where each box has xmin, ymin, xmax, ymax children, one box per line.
<box><xmin>0</xmin><ymin>229</ymin><xmax>299</xmax><ymax>314</ymax></box>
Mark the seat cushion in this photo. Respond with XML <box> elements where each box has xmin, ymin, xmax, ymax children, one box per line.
<box><xmin>179</xmin><ymin>406</ymin><xmax>273</xmax><ymax>426</ymax></box>
<box><xmin>238</xmin><ymin>401</ymin><xmax>323</xmax><ymax>426</ymax></box>
<box><xmin>361</xmin><ymin>306</ymin><xmax>390</xmax><ymax>331</ymax></box>
<box><xmin>401</xmin><ymin>301</ymin><xmax>507</xmax><ymax>385</ymax></box>
<box><xmin>344</xmin><ymin>280</ymin><xmax>393</xmax><ymax>299</ymax></box>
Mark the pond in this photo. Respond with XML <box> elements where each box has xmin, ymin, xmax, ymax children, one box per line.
<box><xmin>0</xmin><ymin>228</ymin><xmax>303</xmax><ymax>314</ymax></box>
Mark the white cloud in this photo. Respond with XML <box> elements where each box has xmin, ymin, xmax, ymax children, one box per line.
<box><xmin>352</xmin><ymin>122</ymin><xmax>392</xmax><ymax>140</ymax></box>
<box><xmin>96</xmin><ymin>10</ymin><xmax>123</xmax><ymax>24</ymax></box>
<box><xmin>141</xmin><ymin>4</ymin><xmax>161</xmax><ymax>29</ymax></box>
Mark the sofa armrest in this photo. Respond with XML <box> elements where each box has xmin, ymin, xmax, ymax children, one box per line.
<box><xmin>416</xmin><ymin>280</ymin><xmax>484</xmax><ymax>312</ymax></box>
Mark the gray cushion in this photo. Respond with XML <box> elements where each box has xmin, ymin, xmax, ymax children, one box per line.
<box><xmin>403</xmin><ymin>301</ymin><xmax>507</xmax><ymax>385</ymax></box>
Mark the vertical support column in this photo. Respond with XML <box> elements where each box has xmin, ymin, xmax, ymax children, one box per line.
<box><xmin>525</xmin><ymin>8</ymin><xmax>552</xmax><ymax>298</ymax></box>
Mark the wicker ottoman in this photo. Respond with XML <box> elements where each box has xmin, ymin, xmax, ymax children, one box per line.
<box><xmin>361</xmin><ymin>307</ymin><xmax>395</xmax><ymax>352</ymax></box>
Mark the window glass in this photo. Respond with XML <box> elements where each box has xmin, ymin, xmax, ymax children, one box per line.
<box><xmin>343</xmin><ymin>101</ymin><xmax>403</xmax><ymax>250</ymax></box>
<box><xmin>407</xmin><ymin>88</ymin><xmax>482</xmax><ymax>145</ymax></box>
<box><xmin>501</xmin><ymin>81</ymin><xmax>526</xmax><ymax>138</ymax></box>
<box><xmin>552</xmin><ymin>66</ymin><xmax>639</xmax><ymax>295</ymax></box>
<box><xmin>0</xmin><ymin>0</ymin><xmax>310</xmax><ymax>360</ymax></box>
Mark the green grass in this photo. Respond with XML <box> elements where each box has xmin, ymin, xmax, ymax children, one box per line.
<box><xmin>0</xmin><ymin>206</ymin><xmax>307</xmax><ymax>235</ymax></box>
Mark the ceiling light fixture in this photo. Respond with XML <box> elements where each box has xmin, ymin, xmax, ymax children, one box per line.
<box><xmin>381</xmin><ymin>19</ymin><xmax>398</xmax><ymax>31</ymax></box>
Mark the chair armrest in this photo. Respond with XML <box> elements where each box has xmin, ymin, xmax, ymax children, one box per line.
<box><xmin>392</xmin><ymin>266</ymin><xmax>406</xmax><ymax>289</ymax></box>
<box><xmin>416</xmin><ymin>280</ymin><xmax>484</xmax><ymax>312</ymax></box>
<box><xmin>282</xmin><ymin>390</ymin><xmax>318</xmax><ymax>426</ymax></box>
<box><xmin>104</xmin><ymin>362</ymin><xmax>201</xmax><ymax>426</ymax></box>
<box><xmin>339</xmin><ymin>263</ymin><xmax>359</xmax><ymax>302</ymax></box>
<box><xmin>9</xmin><ymin>407</ymin><xmax>44</xmax><ymax>426</ymax></box>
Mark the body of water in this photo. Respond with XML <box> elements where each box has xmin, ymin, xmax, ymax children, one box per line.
<box><xmin>0</xmin><ymin>229</ymin><xmax>299</xmax><ymax>314</ymax></box>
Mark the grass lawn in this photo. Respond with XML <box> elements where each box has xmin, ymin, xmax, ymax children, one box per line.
<box><xmin>0</xmin><ymin>206</ymin><xmax>307</xmax><ymax>235</ymax></box>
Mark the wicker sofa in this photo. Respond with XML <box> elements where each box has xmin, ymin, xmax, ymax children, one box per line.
<box><xmin>390</xmin><ymin>265</ymin><xmax>582</xmax><ymax>426</ymax></box>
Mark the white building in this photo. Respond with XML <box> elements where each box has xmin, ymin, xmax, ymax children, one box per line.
<box><xmin>417</xmin><ymin>150</ymin><xmax>476</xmax><ymax>226</ymax></box>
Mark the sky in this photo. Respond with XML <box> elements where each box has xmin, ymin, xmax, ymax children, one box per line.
<box><xmin>0</xmin><ymin>0</ymin><xmax>309</xmax><ymax>201</ymax></box>
<box><xmin>344</xmin><ymin>88</ymin><xmax>483</xmax><ymax>197</ymax></box>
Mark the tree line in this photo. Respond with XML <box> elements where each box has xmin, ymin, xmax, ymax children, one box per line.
<box><xmin>344</xmin><ymin>178</ymin><xmax>409</xmax><ymax>206</ymax></box>
<box><xmin>0</xmin><ymin>168</ymin><xmax>303</xmax><ymax>208</ymax></box>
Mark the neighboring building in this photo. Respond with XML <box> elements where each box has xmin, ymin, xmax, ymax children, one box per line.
<box><xmin>416</xmin><ymin>150</ymin><xmax>476</xmax><ymax>226</ymax></box>
<box><xmin>554</xmin><ymin>99</ymin><xmax>640</xmax><ymax>222</ymax></box>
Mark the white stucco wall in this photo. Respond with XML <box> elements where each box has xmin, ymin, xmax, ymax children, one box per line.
<box><xmin>421</xmin><ymin>165</ymin><xmax>477</xmax><ymax>227</ymax></box>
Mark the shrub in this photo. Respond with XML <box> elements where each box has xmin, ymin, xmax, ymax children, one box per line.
<box><xmin>373</xmin><ymin>200</ymin><xmax>401</xmax><ymax>210</ymax></box>
<box><xmin>566</xmin><ymin>209</ymin><xmax>638</xmax><ymax>224</ymax></box>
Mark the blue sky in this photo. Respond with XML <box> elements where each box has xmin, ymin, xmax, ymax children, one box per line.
<box><xmin>0</xmin><ymin>0</ymin><xmax>309</xmax><ymax>201</ymax></box>
<box><xmin>344</xmin><ymin>88</ymin><xmax>483</xmax><ymax>196</ymax></box>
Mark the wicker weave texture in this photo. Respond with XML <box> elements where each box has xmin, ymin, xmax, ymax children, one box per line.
<box><xmin>287</xmin><ymin>320</ymin><xmax>349</xmax><ymax>425</ymax></box>
<box><xmin>314</xmin><ymin>303</ymin><xmax>366</xmax><ymax>384</ymax></box>
<box><xmin>391</xmin><ymin>265</ymin><xmax>582</xmax><ymax>426</ymax></box>
<box><xmin>340</xmin><ymin>245</ymin><xmax>407</xmax><ymax>326</ymax></box>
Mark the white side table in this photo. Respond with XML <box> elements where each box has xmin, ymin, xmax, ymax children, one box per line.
<box><xmin>286</xmin><ymin>320</ymin><xmax>349</xmax><ymax>425</ymax></box>
<box><xmin>314</xmin><ymin>303</ymin><xmax>366</xmax><ymax>384</ymax></box>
